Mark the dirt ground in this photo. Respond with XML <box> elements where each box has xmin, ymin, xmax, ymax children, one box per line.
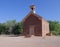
<box><xmin>0</xmin><ymin>35</ymin><xmax>60</xmax><ymax>47</ymax></box>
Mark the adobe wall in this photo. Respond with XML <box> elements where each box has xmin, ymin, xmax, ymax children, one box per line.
<box><xmin>23</xmin><ymin>14</ymin><xmax>42</xmax><ymax>36</ymax></box>
<box><xmin>42</xmin><ymin>19</ymin><xmax>50</xmax><ymax>37</ymax></box>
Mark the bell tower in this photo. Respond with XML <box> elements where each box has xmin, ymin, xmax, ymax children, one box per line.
<box><xmin>30</xmin><ymin>5</ymin><xmax>36</xmax><ymax>13</ymax></box>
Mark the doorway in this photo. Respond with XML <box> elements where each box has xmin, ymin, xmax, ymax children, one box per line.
<box><xmin>29</xmin><ymin>25</ymin><xmax>35</xmax><ymax>36</ymax></box>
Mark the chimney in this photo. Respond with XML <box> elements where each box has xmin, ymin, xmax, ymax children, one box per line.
<box><xmin>30</xmin><ymin>5</ymin><xmax>36</xmax><ymax>13</ymax></box>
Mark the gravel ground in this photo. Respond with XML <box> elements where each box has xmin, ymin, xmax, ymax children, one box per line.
<box><xmin>0</xmin><ymin>36</ymin><xmax>60</xmax><ymax>47</ymax></box>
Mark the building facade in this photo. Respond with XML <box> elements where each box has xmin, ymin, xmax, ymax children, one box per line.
<box><xmin>22</xmin><ymin>5</ymin><xmax>50</xmax><ymax>37</ymax></box>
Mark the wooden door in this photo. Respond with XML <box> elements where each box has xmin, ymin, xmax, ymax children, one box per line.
<box><xmin>29</xmin><ymin>25</ymin><xmax>35</xmax><ymax>35</ymax></box>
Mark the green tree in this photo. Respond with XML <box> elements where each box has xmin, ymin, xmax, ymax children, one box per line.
<box><xmin>0</xmin><ymin>20</ymin><xmax>23</xmax><ymax>35</ymax></box>
<box><xmin>48</xmin><ymin>21</ymin><xmax>60</xmax><ymax>35</ymax></box>
<box><xmin>12</xmin><ymin>22</ymin><xmax>23</xmax><ymax>35</ymax></box>
<box><xmin>5</xmin><ymin>20</ymin><xmax>17</xmax><ymax>34</ymax></box>
<box><xmin>0</xmin><ymin>23</ymin><xmax>6</xmax><ymax>34</ymax></box>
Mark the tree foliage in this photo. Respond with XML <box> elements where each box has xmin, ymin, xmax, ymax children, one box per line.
<box><xmin>0</xmin><ymin>23</ymin><xmax>6</xmax><ymax>34</ymax></box>
<box><xmin>0</xmin><ymin>20</ymin><xmax>23</xmax><ymax>35</ymax></box>
<box><xmin>48</xmin><ymin>21</ymin><xmax>60</xmax><ymax>35</ymax></box>
<box><xmin>12</xmin><ymin>22</ymin><xmax>23</xmax><ymax>35</ymax></box>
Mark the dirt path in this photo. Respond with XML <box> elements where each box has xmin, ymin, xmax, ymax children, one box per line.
<box><xmin>0</xmin><ymin>36</ymin><xmax>60</xmax><ymax>47</ymax></box>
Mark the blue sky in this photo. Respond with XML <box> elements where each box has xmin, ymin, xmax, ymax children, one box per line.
<box><xmin>0</xmin><ymin>0</ymin><xmax>60</xmax><ymax>23</ymax></box>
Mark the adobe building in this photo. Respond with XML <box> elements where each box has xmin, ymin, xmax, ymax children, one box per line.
<box><xmin>22</xmin><ymin>5</ymin><xmax>50</xmax><ymax>37</ymax></box>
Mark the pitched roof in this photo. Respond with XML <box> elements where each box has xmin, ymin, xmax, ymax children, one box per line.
<box><xmin>22</xmin><ymin>11</ymin><xmax>42</xmax><ymax>23</ymax></box>
<box><xmin>22</xmin><ymin>5</ymin><xmax>48</xmax><ymax>23</ymax></box>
